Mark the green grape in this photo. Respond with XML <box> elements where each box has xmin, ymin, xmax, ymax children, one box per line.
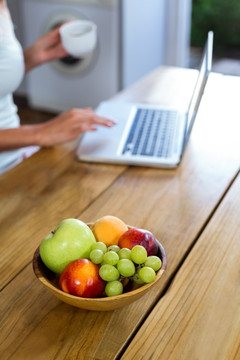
<box><xmin>132</xmin><ymin>273</ymin><xmax>145</xmax><ymax>285</ymax></box>
<box><xmin>138</xmin><ymin>266</ymin><xmax>156</xmax><ymax>283</ymax></box>
<box><xmin>99</xmin><ymin>264</ymin><xmax>120</xmax><ymax>282</ymax></box>
<box><xmin>89</xmin><ymin>249</ymin><xmax>104</xmax><ymax>264</ymax></box>
<box><xmin>144</xmin><ymin>256</ymin><xmax>162</xmax><ymax>271</ymax></box>
<box><xmin>91</xmin><ymin>242</ymin><xmax>107</xmax><ymax>253</ymax></box>
<box><xmin>105</xmin><ymin>280</ymin><xmax>123</xmax><ymax>297</ymax></box>
<box><xmin>117</xmin><ymin>259</ymin><xmax>135</xmax><ymax>277</ymax></box>
<box><xmin>107</xmin><ymin>245</ymin><xmax>120</xmax><ymax>253</ymax></box>
<box><xmin>103</xmin><ymin>251</ymin><xmax>119</xmax><ymax>266</ymax></box>
<box><xmin>131</xmin><ymin>245</ymin><xmax>147</xmax><ymax>264</ymax></box>
<box><xmin>118</xmin><ymin>248</ymin><xmax>131</xmax><ymax>260</ymax></box>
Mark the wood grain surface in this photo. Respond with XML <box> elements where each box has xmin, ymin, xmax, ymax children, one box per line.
<box><xmin>0</xmin><ymin>67</ymin><xmax>239</xmax><ymax>360</ymax></box>
<box><xmin>121</xmin><ymin>173</ymin><xmax>240</xmax><ymax>360</ymax></box>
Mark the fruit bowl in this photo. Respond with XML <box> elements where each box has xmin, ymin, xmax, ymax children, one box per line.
<box><xmin>32</xmin><ymin>227</ymin><xmax>167</xmax><ymax>311</ymax></box>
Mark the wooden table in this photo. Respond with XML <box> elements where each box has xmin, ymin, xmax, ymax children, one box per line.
<box><xmin>0</xmin><ymin>66</ymin><xmax>239</xmax><ymax>360</ymax></box>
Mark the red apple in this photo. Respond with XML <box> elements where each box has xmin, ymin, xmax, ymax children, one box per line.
<box><xmin>59</xmin><ymin>259</ymin><xmax>105</xmax><ymax>298</ymax></box>
<box><xmin>118</xmin><ymin>228</ymin><xmax>158</xmax><ymax>256</ymax></box>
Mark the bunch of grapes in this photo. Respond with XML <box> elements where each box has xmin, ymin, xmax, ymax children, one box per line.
<box><xmin>89</xmin><ymin>242</ymin><xmax>162</xmax><ymax>297</ymax></box>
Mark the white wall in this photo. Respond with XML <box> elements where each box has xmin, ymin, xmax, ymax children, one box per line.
<box><xmin>164</xmin><ymin>0</ymin><xmax>192</xmax><ymax>67</ymax></box>
<box><xmin>122</xmin><ymin>0</ymin><xmax>192</xmax><ymax>89</ymax></box>
<box><xmin>121</xmin><ymin>0</ymin><xmax>166</xmax><ymax>88</ymax></box>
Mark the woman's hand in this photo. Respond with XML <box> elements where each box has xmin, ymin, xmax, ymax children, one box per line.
<box><xmin>35</xmin><ymin>108</ymin><xmax>116</xmax><ymax>147</ymax></box>
<box><xmin>0</xmin><ymin>109</ymin><xmax>115</xmax><ymax>151</ymax></box>
<box><xmin>23</xmin><ymin>25</ymin><xmax>69</xmax><ymax>73</ymax></box>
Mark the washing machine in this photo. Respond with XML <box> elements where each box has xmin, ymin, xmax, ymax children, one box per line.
<box><xmin>19</xmin><ymin>0</ymin><xmax>165</xmax><ymax>112</ymax></box>
<box><xmin>19</xmin><ymin>0</ymin><xmax>120</xmax><ymax>112</ymax></box>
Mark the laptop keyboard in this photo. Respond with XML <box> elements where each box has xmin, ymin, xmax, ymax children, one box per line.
<box><xmin>121</xmin><ymin>108</ymin><xmax>178</xmax><ymax>158</ymax></box>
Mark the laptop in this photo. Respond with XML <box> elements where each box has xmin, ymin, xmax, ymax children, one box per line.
<box><xmin>77</xmin><ymin>31</ymin><xmax>213</xmax><ymax>168</ymax></box>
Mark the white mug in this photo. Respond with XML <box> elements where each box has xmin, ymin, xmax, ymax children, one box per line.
<box><xmin>60</xmin><ymin>20</ymin><xmax>97</xmax><ymax>58</ymax></box>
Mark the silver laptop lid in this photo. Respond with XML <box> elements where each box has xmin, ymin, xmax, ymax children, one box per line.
<box><xmin>183</xmin><ymin>31</ymin><xmax>213</xmax><ymax>148</ymax></box>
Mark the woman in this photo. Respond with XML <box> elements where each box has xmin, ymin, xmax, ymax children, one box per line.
<box><xmin>0</xmin><ymin>0</ymin><xmax>115</xmax><ymax>174</ymax></box>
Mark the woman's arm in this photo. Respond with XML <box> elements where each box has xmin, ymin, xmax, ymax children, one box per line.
<box><xmin>0</xmin><ymin>109</ymin><xmax>115</xmax><ymax>151</ymax></box>
<box><xmin>0</xmin><ymin>125</ymin><xmax>41</xmax><ymax>150</ymax></box>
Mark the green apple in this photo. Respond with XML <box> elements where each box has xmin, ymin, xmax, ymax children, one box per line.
<box><xmin>39</xmin><ymin>218</ymin><xmax>96</xmax><ymax>274</ymax></box>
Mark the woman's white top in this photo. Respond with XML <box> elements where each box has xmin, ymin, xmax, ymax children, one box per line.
<box><xmin>0</xmin><ymin>12</ymin><xmax>26</xmax><ymax>174</ymax></box>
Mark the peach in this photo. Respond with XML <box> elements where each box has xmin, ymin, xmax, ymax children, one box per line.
<box><xmin>92</xmin><ymin>215</ymin><xmax>128</xmax><ymax>247</ymax></box>
<box><xmin>59</xmin><ymin>259</ymin><xmax>105</xmax><ymax>298</ymax></box>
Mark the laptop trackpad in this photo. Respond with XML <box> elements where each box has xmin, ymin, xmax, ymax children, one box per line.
<box><xmin>77</xmin><ymin>102</ymin><xmax>132</xmax><ymax>158</ymax></box>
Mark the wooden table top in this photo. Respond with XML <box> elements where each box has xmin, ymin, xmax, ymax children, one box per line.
<box><xmin>0</xmin><ymin>66</ymin><xmax>239</xmax><ymax>360</ymax></box>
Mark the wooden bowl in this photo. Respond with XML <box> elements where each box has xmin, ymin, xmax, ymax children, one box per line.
<box><xmin>32</xmin><ymin>229</ymin><xmax>167</xmax><ymax>311</ymax></box>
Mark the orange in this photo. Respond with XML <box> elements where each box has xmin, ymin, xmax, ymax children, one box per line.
<box><xmin>92</xmin><ymin>215</ymin><xmax>128</xmax><ymax>247</ymax></box>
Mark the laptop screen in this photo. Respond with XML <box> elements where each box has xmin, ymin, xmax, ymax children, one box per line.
<box><xmin>184</xmin><ymin>31</ymin><xmax>213</xmax><ymax>144</ymax></box>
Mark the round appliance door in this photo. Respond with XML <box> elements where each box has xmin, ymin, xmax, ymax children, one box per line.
<box><xmin>43</xmin><ymin>12</ymin><xmax>99</xmax><ymax>76</ymax></box>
